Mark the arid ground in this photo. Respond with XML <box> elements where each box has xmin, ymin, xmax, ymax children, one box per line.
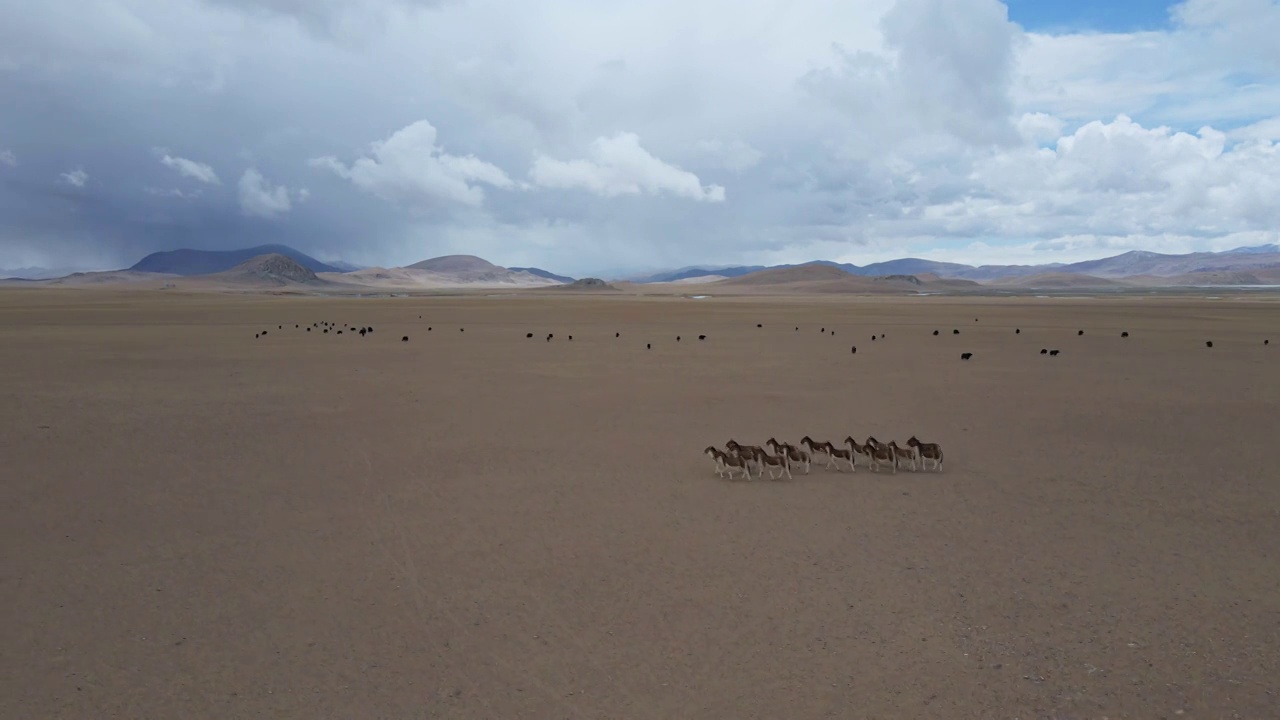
<box><xmin>2</xmin><ymin>288</ymin><xmax>1278</xmax><ymax>719</ymax></box>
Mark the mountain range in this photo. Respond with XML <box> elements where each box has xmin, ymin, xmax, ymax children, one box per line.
<box><xmin>6</xmin><ymin>243</ymin><xmax>1280</xmax><ymax>289</ymax></box>
<box><xmin>626</xmin><ymin>244</ymin><xmax>1280</xmax><ymax>283</ymax></box>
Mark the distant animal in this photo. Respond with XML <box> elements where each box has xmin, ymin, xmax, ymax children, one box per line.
<box><xmin>766</xmin><ymin>439</ymin><xmax>811</xmax><ymax>475</ymax></box>
<box><xmin>337</xmin><ymin>330</ymin><xmax>343</xmax><ymax>334</ymax></box>
<box><xmin>646</xmin><ymin>343</ymin><xmax>651</xmax><ymax>349</ymax></box>
<box><xmin>757</xmin><ymin>324</ymin><xmax>762</xmax><ymax>328</ymax></box>
<box><xmin>1266</xmin><ymin>340</ymin><xmax>1270</xmax><ymax>345</ymax></box>
<box><xmin>961</xmin><ymin>352</ymin><xmax>973</xmax><ymax>360</ymax></box>
<box><xmin>324</xmin><ymin>329</ymin><xmax>329</xmax><ymax>334</ymax></box>
<box><xmin>953</xmin><ymin>329</ymin><xmax>960</xmax><ymax>334</ymax></box>
<box><xmin>871</xmin><ymin>335</ymin><xmax>876</xmax><ymax>341</ymax></box>
<box><xmin>888</xmin><ymin>441</ymin><xmax>916</xmax><ymax>471</ymax></box>
<box><xmin>402</xmin><ymin>336</ymin><xmax>409</xmax><ymax>342</ymax></box>
<box><xmin>851</xmin><ymin>346</ymin><xmax>856</xmax><ymax>354</ymax></box>
<box><xmin>306</xmin><ymin>328</ymin><xmax>311</xmax><ymax>332</ymax></box>
<box><xmin>616</xmin><ymin>332</ymin><xmax>620</xmax><ymax>338</ymax></box>
<box><xmin>866</xmin><ymin>441</ymin><xmax>896</xmax><ymax>474</ymax></box>
<box><xmin>262</xmin><ymin>330</ymin><xmax>268</xmax><ymax>335</ymax></box>
<box><xmin>1015</xmin><ymin>328</ymin><xmax>1020</xmax><ymax>334</ymax></box>
<box><xmin>676</xmin><ymin>336</ymin><xmax>681</xmax><ymax>341</ymax></box>
<box><xmin>359</xmin><ymin>328</ymin><xmax>366</xmax><ymax>336</ymax></box>
<box><xmin>907</xmin><ymin>436</ymin><xmax>943</xmax><ymax>472</ymax></box>
<box><xmin>295</xmin><ymin>324</ymin><xmax>298</xmax><ymax>328</ymax></box>
<box><xmin>844</xmin><ymin>437</ymin><xmax>872</xmax><ymax>467</ymax></box>
<box><xmin>1078</xmin><ymin>330</ymin><xmax>1084</xmax><ymax>336</ymax></box>
<box><xmin>1206</xmin><ymin>341</ymin><xmax>1213</xmax><ymax>348</ymax></box>
<box><xmin>795</xmin><ymin>327</ymin><xmax>799</xmax><ymax>331</ymax></box>
<box><xmin>799</xmin><ymin>436</ymin><xmax>832</xmax><ymax>463</ymax></box>
<box><xmin>698</xmin><ymin>335</ymin><xmax>706</xmax><ymax>340</ymax></box>
<box><xmin>753</xmin><ymin>447</ymin><xmax>793</xmax><ymax>480</ymax></box>
<box><xmin>1049</xmin><ymin>349</ymin><xmax>1059</xmax><ymax>356</ymax></box>
<box><xmin>279</xmin><ymin>325</ymin><xmax>282</xmax><ymax>329</ymax></box>
<box><xmin>821</xmin><ymin>442</ymin><xmax>856</xmax><ymax>472</ymax></box>
<box><xmin>527</xmin><ymin>333</ymin><xmax>534</xmax><ymax>338</ymax></box>
<box><xmin>880</xmin><ymin>334</ymin><xmax>885</xmax><ymax>339</ymax></box>
<box><xmin>830</xmin><ymin>331</ymin><xmax>835</xmax><ymax>336</ymax></box>
<box><xmin>1040</xmin><ymin>348</ymin><xmax>1047</xmax><ymax>354</ymax></box>
<box><xmin>428</xmin><ymin>327</ymin><xmax>432</xmax><ymax>331</ymax></box>
<box><xmin>1121</xmin><ymin>331</ymin><xmax>1129</xmax><ymax>337</ymax></box>
<box><xmin>255</xmin><ymin>333</ymin><xmax>259</xmax><ymax>338</ymax></box>
<box><xmin>568</xmin><ymin>335</ymin><xmax>573</xmax><ymax>341</ymax></box>
<box><xmin>933</xmin><ymin>330</ymin><xmax>939</xmax><ymax>336</ymax></box>
<box><xmin>821</xmin><ymin>327</ymin><xmax>825</xmax><ymax>333</ymax></box>
<box><xmin>368</xmin><ymin>327</ymin><xmax>373</xmax><ymax>333</ymax></box>
<box><xmin>460</xmin><ymin>328</ymin><xmax>464</xmax><ymax>332</ymax></box>
<box><xmin>705</xmin><ymin>446</ymin><xmax>751</xmax><ymax>480</ymax></box>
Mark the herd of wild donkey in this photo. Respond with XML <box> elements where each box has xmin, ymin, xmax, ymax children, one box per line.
<box><xmin>254</xmin><ymin>314</ymin><xmax>1269</xmax><ymax>484</ymax></box>
<box><xmin>705</xmin><ymin>435</ymin><xmax>942</xmax><ymax>481</ymax></box>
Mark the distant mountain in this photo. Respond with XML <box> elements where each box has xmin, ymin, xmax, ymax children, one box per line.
<box><xmin>711</xmin><ymin>263</ymin><xmax>983</xmax><ymax>294</ymax></box>
<box><xmin>131</xmin><ymin>244</ymin><xmax>342</xmax><ymax>275</ymax></box>
<box><xmin>1227</xmin><ymin>243</ymin><xmax>1280</xmax><ymax>254</ymax></box>
<box><xmin>509</xmin><ymin>267</ymin><xmax>575</xmax><ymax>283</ymax></box>
<box><xmin>629</xmin><ymin>245</ymin><xmax>1280</xmax><ymax>284</ymax></box>
<box><xmin>325</xmin><ymin>260</ymin><xmax>365</xmax><ymax>272</ymax></box>
<box><xmin>209</xmin><ymin>253</ymin><xmax>327</xmax><ymax>286</ymax></box>
<box><xmin>631</xmin><ymin>265</ymin><xmax>767</xmax><ymax>283</ymax></box>
<box><xmin>404</xmin><ymin>254</ymin><xmax>499</xmax><ymax>273</ymax></box>
<box><xmin>549</xmin><ymin>278</ymin><xmax>619</xmax><ymax>292</ymax></box>
<box><xmin>333</xmin><ymin>254</ymin><xmax>562</xmax><ymax>288</ymax></box>
<box><xmin>0</xmin><ymin>266</ymin><xmax>89</xmax><ymax>280</ymax></box>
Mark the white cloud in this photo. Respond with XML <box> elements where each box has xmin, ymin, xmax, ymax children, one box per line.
<box><xmin>531</xmin><ymin>132</ymin><xmax>726</xmax><ymax>202</ymax></box>
<box><xmin>146</xmin><ymin>186</ymin><xmax>202</xmax><ymax>199</ymax></box>
<box><xmin>6</xmin><ymin>0</ymin><xmax>1280</xmax><ymax>275</ymax></box>
<box><xmin>237</xmin><ymin>167</ymin><xmax>298</xmax><ymax>217</ymax></box>
<box><xmin>310</xmin><ymin>119</ymin><xmax>515</xmax><ymax>208</ymax></box>
<box><xmin>60</xmin><ymin>168</ymin><xmax>87</xmax><ymax>187</ymax></box>
<box><xmin>0</xmin><ymin>150</ymin><xmax>15</xmax><ymax>167</ymax></box>
<box><xmin>159</xmin><ymin>152</ymin><xmax>221</xmax><ymax>184</ymax></box>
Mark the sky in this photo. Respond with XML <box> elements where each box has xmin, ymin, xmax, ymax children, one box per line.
<box><xmin>2</xmin><ymin>0</ymin><xmax>1280</xmax><ymax>277</ymax></box>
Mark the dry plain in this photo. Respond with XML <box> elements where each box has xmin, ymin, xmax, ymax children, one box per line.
<box><xmin>2</xmin><ymin>288</ymin><xmax>1279</xmax><ymax>719</ymax></box>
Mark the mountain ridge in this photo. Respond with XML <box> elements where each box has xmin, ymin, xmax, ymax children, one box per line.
<box><xmin>131</xmin><ymin>244</ymin><xmax>342</xmax><ymax>275</ymax></box>
<box><xmin>626</xmin><ymin>245</ymin><xmax>1280</xmax><ymax>283</ymax></box>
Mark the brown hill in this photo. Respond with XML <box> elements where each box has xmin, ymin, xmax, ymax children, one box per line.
<box><xmin>719</xmin><ymin>264</ymin><xmax>851</xmax><ymax>286</ymax></box>
<box><xmin>392</xmin><ymin>255</ymin><xmax>560</xmax><ymax>286</ymax></box>
<box><xmin>550</xmin><ymin>278</ymin><xmax>619</xmax><ymax>292</ymax></box>
<box><xmin>210</xmin><ymin>253</ymin><xmax>327</xmax><ymax>286</ymax></box>
<box><xmin>405</xmin><ymin>255</ymin><xmax>502</xmax><ymax>273</ymax></box>
<box><xmin>989</xmin><ymin>272</ymin><xmax>1130</xmax><ymax>289</ymax></box>
<box><xmin>713</xmin><ymin>264</ymin><xmax>977</xmax><ymax>294</ymax></box>
<box><xmin>1126</xmin><ymin>270</ymin><xmax>1280</xmax><ymax>286</ymax></box>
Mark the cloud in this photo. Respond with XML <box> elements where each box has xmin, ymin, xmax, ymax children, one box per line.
<box><xmin>146</xmin><ymin>186</ymin><xmax>203</xmax><ymax>199</ymax></box>
<box><xmin>3</xmin><ymin>0</ymin><xmax>1280</xmax><ymax>276</ymax></box>
<box><xmin>531</xmin><ymin>132</ymin><xmax>726</xmax><ymax>202</ymax></box>
<box><xmin>310</xmin><ymin>120</ymin><xmax>516</xmax><ymax>209</ymax></box>
<box><xmin>60</xmin><ymin>168</ymin><xmax>88</xmax><ymax>187</ymax></box>
<box><xmin>201</xmin><ymin>0</ymin><xmax>449</xmax><ymax>41</ymax></box>
<box><xmin>238</xmin><ymin>167</ymin><xmax>301</xmax><ymax>217</ymax></box>
<box><xmin>159</xmin><ymin>153</ymin><xmax>221</xmax><ymax>184</ymax></box>
<box><xmin>691</xmin><ymin>139</ymin><xmax>764</xmax><ymax>172</ymax></box>
<box><xmin>0</xmin><ymin>150</ymin><xmax>15</xmax><ymax>167</ymax></box>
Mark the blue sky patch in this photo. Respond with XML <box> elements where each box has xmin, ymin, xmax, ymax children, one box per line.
<box><xmin>1004</xmin><ymin>0</ymin><xmax>1176</xmax><ymax>34</ymax></box>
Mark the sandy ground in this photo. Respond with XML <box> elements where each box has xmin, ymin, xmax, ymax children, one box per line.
<box><xmin>2</xmin><ymin>288</ymin><xmax>1279</xmax><ymax>719</ymax></box>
